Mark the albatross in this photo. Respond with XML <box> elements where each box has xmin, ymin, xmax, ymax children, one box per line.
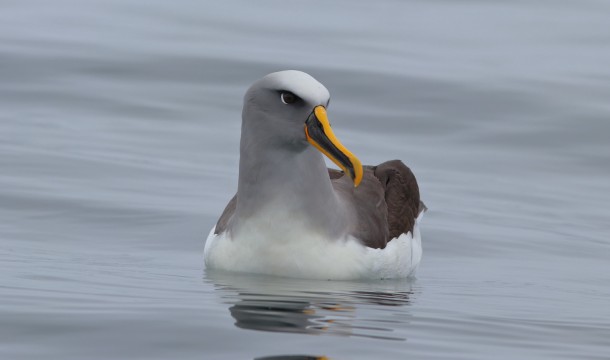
<box><xmin>204</xmin><ymin>70</ymin><xmax>425</xmax><ymax>280</ymax></box>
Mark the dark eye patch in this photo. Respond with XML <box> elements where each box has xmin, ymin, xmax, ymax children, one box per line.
<box><xmin>280</xmin><ymin>91</ymin><xmax>300</xmax><ymax>104</ymax></box>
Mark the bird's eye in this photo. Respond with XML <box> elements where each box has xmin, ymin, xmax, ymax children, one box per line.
<box><xmin>280</xmin><ymin>91</ymin><xmax>298</xmax><ymax>104</ymax></box>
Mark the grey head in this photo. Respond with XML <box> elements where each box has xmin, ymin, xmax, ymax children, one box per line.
<box><xmin>241</xmin><ymin>70</ymin><xmax>330</xmax><ymax>150</ymax></box>
<box><xmin>240</xmin><ymin>70</ymin><xmax>363</xmax><ymax>185</ymax></box>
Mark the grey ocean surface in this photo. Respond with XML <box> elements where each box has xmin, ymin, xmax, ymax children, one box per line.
<box><xmin>1</xmin><ymin>1</ymin><xmax>609</xmax><ymax>359</ymax></box>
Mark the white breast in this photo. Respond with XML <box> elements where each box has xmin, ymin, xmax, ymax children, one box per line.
<box><xmin>203</xmin><ymin>212</ymin><xmax>423</xmax><ymax>280</ymax></box>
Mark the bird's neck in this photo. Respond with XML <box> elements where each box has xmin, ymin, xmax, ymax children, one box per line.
<box><xmin>235</xmin><ymin>141</ymin><xmax>349</xmax><ymax>238</ymax></box>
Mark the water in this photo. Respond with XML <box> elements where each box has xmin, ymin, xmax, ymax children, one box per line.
<box><xmin>1</xmin><ymin>1</ymin><xmax>609</xmax><ymax>359</ymax></box>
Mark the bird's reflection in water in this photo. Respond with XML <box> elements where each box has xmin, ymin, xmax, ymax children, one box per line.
<box><xmin>205</xmin><ymin>270</ymin><xmax>417</xmax><ymax>341</ymax></box>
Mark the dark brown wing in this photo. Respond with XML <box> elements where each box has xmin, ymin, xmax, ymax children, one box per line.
<box><xmin>373</xmin><ymin>160</ymin><xmax>423</xmax><ymax>240</ymax></box>
<box><xmin>331</xmin><ymin>160</ymin><xmax>423</xmax><ymax>249</ymax></box>
<box><xmin>214</xmin><ymin>194</ymin><xmax>236</xmax><ymax>234</ymax></box>
<box><xmin>331</xmin><ymin>167</ymin><xmax>388</xmax><ymax>248</ymax></box>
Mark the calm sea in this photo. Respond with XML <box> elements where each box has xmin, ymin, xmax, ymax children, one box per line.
<box><xmin>1</xmin><ymin>1</ymin><xmax>609</xmax><ymax>359</ymax></box>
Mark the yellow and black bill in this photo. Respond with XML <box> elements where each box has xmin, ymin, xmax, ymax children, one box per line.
<box><xmin>305</xmin><ymin>106</ymin><xmax>363</xmax><ymax>187</ymax></box>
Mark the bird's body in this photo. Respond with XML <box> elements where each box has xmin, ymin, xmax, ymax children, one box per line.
<box><xmin>204</xmin><ymin>70</ymin><xmax>425</xmax><ymax>280</ymax></box>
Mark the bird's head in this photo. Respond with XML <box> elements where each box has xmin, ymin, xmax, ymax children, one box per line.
<box><xmin>242</xmin><ymin>70</ymin><xmax>363</xmax><ymax>187</ymax></box>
